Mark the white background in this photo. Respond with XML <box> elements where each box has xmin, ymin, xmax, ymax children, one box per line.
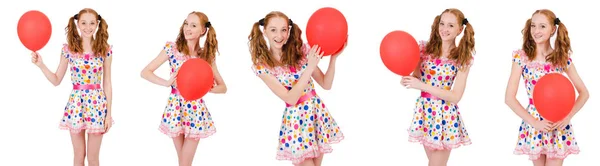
<box><xmin>0</xmin><ymin>0</ymin><xmax>598</xmax><ymax>165</ymax></box>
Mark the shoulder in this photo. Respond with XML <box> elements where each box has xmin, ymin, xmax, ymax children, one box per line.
<box><xmin>106</xmin><ymin>44</ymin><xmax>113</xmax><ymax>57</ymax></box>
<box><xmin>418</xmin><ymin>40</ymin><xmax>430</xmax><ymax>59</ymax></box>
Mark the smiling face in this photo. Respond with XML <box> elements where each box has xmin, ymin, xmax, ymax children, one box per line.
<box><xmin>263</xmin><ymin>17</ymin><xmax>290</xmax><ymax>50</ymax></box>
<box><xmin>183</xmin><ymin>14</ymin><xmax>205</xmax><ymax>41</ymax></box>
<box><xmin>438</xmin><ymin>12</ymin><xmax>462</xmax><ymax>42</ymax></box>
<box><xmin>530</xmin><ymin>13</ymin><xmax>555</xmax><ymax>44</ymax></box>
<box><xmin>77</xmin><ymin>13</ymin><xmax>99</xmax><ymax>38</ymax></box>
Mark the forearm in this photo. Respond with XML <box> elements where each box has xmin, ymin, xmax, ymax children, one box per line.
<box><xmin>568</xmin><ymin>91</ymin><xmax>589</xmax><ymax>118</ymax></box>
<box><xmin>104</xmin><ymin>83</ymin><xmax>113</xmax><ymax>116</ymax></box>
<box><xmin>210</xmin><ymin>84</ymin><xmax>227</xmax><ymax>94</ymax></box>
<box><xmin>141</xmin><ymin>70</ymin><xmax>170</xmax><ymax>87</ymax></box>
<box><xmin>321</xmin><ymin>58</ymin><xmax>337</xmax><ymax>89</ymax></box>
<box><xmin>505</xmin><ymin>97</ymin><xmax>536</xmax><ymax>124</ymax></box>
<box><xmin>421</xmin><ymin>85</ymin><xmax>459</xmax><ymax>104</ymax></box>
<box><xmin>285</xmin><ymin>68</ymin><xmax>314</xmax><ymax>104</ymax></box>
<box><xmin>39</xmin><ymin>64</ymin><xmax>60</xmax><ymax>86</ymax></box>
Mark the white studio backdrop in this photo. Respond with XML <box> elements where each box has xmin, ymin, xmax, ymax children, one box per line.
<box><xmin>0</xmin><ymin>0</ymin><xmax>598</xmax><ymax>165</ymax></box>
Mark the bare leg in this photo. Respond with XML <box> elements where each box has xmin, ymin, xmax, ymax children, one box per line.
<box><xmin>533</xmin><ymin>154</ymin><xmax>546</xmax><ymax>166</ymax></box>
<box><xmin>545</xmin><ymin>158</ymin><xmax>563</xmax><ymax>166</ymax></box>
<box><xmin>297</xmin><ymin>159</ymin><xmax>316</xmax><ymax>166</ymax></box>
<box><xmin>172</xmin><ymin>135</ymin><xmax>185</xmax><ymax>164</ymax></box>
<box><xmin>428</xmin><ymin>149</ymin><xmax>451</xmax><ymax>166</ymax></box>
<box><xmin>423</xmin><ymin>146</ymin><xmax>433</xmax><ymax>160</ymax></box>
<box><xmin>179</xmin><ymin>138</ymin><xmax>200</xmax><ymax>166</ymax></box>
<box><xmin>313</xmin><ymin>153</ymin><xmax>324</xmax><ymax>166</ymax></box>
<box><xmin>86</xmin><ymin>133</ymin><xmax>104</xmax><ymax>166</ymax></box>
<box><xmin>70</xmin><ymin>131</ymin><xmax>86</xmax><ymax>166</ymax></box>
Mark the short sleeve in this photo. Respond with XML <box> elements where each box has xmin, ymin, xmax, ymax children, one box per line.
<box><xmin>106</xmin><ymin>45</ymin><xmax>113</xmax><ymax>57</ymax></box>
<box><xmin>512</xmin><ymin>49</ymin><xmax>526</xmax><ymax>68</ymax></box>
<box><xmin>61</xmin><ymin>44</ymin><xmax>70</xmax><ymax>59</ymax></box>
<box><xmin>565</xmin><ymin>57</ymin><xmax>573</xmax><ymax>69</ymax></box>
<box><xmin>163</xmin><ymin>41</ymin><xmax>175</xmax><ymax>57</ymax></box>
<box><xmin>252</xmin><ymin>63</ymin><xmax>270</xmax><ymax>76</ymax></box>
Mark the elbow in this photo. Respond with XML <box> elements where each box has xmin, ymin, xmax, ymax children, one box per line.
<box><xmin>140</xmin><ymin>70</ymin><xmax>146</xmax><ymax>79</ymax></box>
<box><xmin>579</xmin><ymin>90</ymin><xmax>590</xmax><ymax>102</ymax></box>
<box><xmin>284</xmin><ymin>97</ymin><xmax>298</xmax><ymax>106</ymax></box>
<box><xmin>323</xmin><ymin>85</ymin><xmax>332</xmax><ymax>90</ymax></box>
<box><xmin>504</xmin><ymin>96</ymin><xmax>513</xmax><ymax>106</ymax></box>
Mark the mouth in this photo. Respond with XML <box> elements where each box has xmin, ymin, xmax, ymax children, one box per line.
<box><xmin>273</xmin><ymin>38</ymin><xmax>284</xmax><ymax>44</ymax></box>
<box><xmin>185</xmin><ymin>31</ymin><xmax>193</xmax><ymax>36</ymax></box>
<box><xmin>83</xmin><ymin>30</ymin><xmax>94</xmax><ymax>34</ymax></box>
<box><xmin>533</xmin><ymin>34</ymin><xmax>543</xmax><ymax>40</ymax></box>
<box><xmin>440</xmin><ymin>32</ymin><xmax>450</xmax><ymax>38</ymax></box>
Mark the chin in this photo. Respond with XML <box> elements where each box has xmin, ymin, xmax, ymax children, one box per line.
<box><xmin>272</xmin><ymin>44</ymin><xmax>284</xmax><ymax>49</ymax></box>
<box><xmin>81</xmin><ymin>33</ymin><xmax>93</xmax><ymax>38</ymax></box>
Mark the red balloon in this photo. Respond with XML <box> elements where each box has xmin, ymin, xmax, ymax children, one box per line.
<box><xmin>176</xmin><ymin>58</ymin><xmax>214</xmax><ymax>101</ymax></box>
<box><xmin>532</xmin><ymin>73</ymin><xmax>576</xmax><ymax>122</ymax></box>
<box><xmin>17</xmin><ymin>10</ymin><xmax>52</xmax><ymax>51</ymax></box>
<box><xmin>379</xmin><ymin>30</ymin><xmax>420</xmax><ymax>76</ymax></box>
<box><xmin>306</xmin><ymin>7</ymin><xmax>348</xmax><ymax>56</ymax></box>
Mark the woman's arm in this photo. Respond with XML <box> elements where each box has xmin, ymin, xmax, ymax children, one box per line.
<box><xmin>140</xmin><ymin>50</ymin><xmax>173</xmax><ymax>87</ymax></box>
<box><xmin>209</xmin><ymin>60</ymin><xmax>227</xmax><ymax>94</ymax></box>
<box><xmin>34</xmin><ymin>52</ymin><xmax>69</xmax><ymax>86</ymax></box>
<box><xmin>103</xmin><ymin>55</ymin><xmax>113</xmax><ymax>117</ymax></box>
<box><xmin>504</xmin><ymin>62</ymin><xmax>537</xmax><ymax>124</ymax></box>
<box><xmin>563</xmin><ymin>63</ymin><xmax>590</xmax><ymax>119</ymax></box>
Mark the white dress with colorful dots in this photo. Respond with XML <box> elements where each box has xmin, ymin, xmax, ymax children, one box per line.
<box><xmin>59</xmin><ymin>44</ymin><xmax>113</xmax><ymax>134</ymax></box>
<box><xmin>158</xmin><ymin>41</ymin><xmax>216</xmax><ymax>140</ymax></box>
<box><xmin>407</xmin><ymin>41</ymin><xmax>472</xmax><ymax>150</ymax></box>
<box><xmin>251</xmin><ymin>44</ymin><xmax>344</xmax><ymax>165</ymax></box>
<box><xmin>511</xmin><ymin>50</ymin><xmax>579</xmax><ymax>160</ymax></box>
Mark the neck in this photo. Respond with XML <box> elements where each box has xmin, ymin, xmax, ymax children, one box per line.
<box><xmin>535</xmin><ymin>41</ymin><xmax>552</xmax><ymax>59</ymax></box>
<box><xmin>270</xmin><ymin>48</ymin><xmax>283</xmax><ymax>61</ymax></box>
<box><xmin>82</xmin><ymin>37</ymin><xmax>93</xmax><ymax>52</ymax></box>
<box><xmin>187</xmin><ymin>39</ymin><xmax>198</xmax><ymax>55</ymax></box>
<box><xmin>441</xmin><ymin>40</ymin><xmax>456</xmax><ymax>56</ymax></box>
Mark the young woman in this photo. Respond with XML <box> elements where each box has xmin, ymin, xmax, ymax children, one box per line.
<box><xmin>30</xmin><ymin>8</ymin><xmax>112</xmax><ymax>166</ymax></box>
<box><xmin>505</xmin><ymin>9</ymin><xmax>589</xmax><ymax>166</ymax></box>
<box><xmin>400</xmin><ymin>8</ymin><xmax>475</xmax><ymax>166</ymax></box>
<box><xmin>248</xmin><ymin>11</ymin><xmax>346</xmax><ymax>166</ymax></box>
<box><xmin>140</xmin><ymin>11</ymin><xmax>226</xmax><ymax>166</ymax></box>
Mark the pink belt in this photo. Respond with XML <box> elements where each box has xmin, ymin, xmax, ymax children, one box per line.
<box><xmin>421</xmin><ymin>91</ymin><xmax>441</xmax><ymax>100</ymax></box>
<box><xmin>73</xmin><ymin>84</ymin><xmax>101</xmax><ymax>90</ymax></box>
<box><xmin>286</xmin><ymin>90</ymin><xmax>317</xmax><ymax>107</ymax></box>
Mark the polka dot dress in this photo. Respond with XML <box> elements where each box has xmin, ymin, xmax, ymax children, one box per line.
<box><xmin>407</xmin><ymin>41</ymin><xmax>472</xmax><ymax>150</ymax></box>
<box><xmin>59</xmin><ymin>44</ymin><xmax>113</xmax><ymax>134</ymax></box>
<box><xmin>511</xmin><ymin>49</ymin><xmax>579</xmax><ymax>160</ymax></box>
<box><xmin>158</xmin><ymin>41</ymin><xmax>216</xmax><ymax>140</ymax></box>
<box><xmin>251</xmin><ymin>44</ymin><xmax>344</xmax><ymax>165</ymax></box>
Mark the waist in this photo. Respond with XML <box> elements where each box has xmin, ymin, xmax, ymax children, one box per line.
<box><xmin>171</xmin><ymin>88</ymin><xmax>205</xmax><ymax>101</ymax></box>
<box><xmin>73</xmin><ymin>84</ymin><xmax>101</xmax><ymax>90</ymax></box>
<box><xmin>286</xmin><ymin>90</ymin><xmax>317</xmax><ymax>107</ymax></box>
<box><xmin>420</xmin><ymin>91</ymin><xmax>441</xmax><ymax>100</ymax></box>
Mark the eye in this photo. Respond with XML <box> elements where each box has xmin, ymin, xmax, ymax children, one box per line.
<box><xmin>439</xmin><ymin>22</ymin><xmax>444</xmax><ymax>26</ymax></box>
<box><xmin>192</xmin><ymin>24</ymin><xmax>196</xmax><ymax>27</ymax></box>
<box><xmin>270</xmin><ymin>29</ymin><xmax>276</xmax><ymax>32</ymax></box>
<box><xmin>541</xmin><ymin>25</ymin><xmax>546</xmax><ymax>28</ymax></box>
<box><xmin>530</xmin><ymin>25</ymin><xmax>535</xmax><ymax>28</ymax></box>
<box><xmin>282</xmin><ymin>29</ymin><xmax>288</xmax><ymax>32</ymax></box>
<box><xmin>449</xmin><ymin>24</ymin><xmax>454</xmax><ymax>28</ymax></box>
<box><xmin>184</xmin><ymin>23</ymin><xmax>188</xmax><ymax>26</ymax></box>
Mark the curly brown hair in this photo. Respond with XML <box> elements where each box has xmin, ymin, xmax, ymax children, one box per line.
<box><xmin>65</xmin><ymin>8</ymin><xmax>109</xmax><ymax>57</ymax></box>
<box><xmin>425</xmin><ymin>8</ymin><xmax>475</xmax><ymax>70</ymax></box>
<box><xmin>175</xmin><ymin>11</ymin><xmax>219</xmax><ymax>65</ymax></box>
<box><xmin>521</xmin><ymin>9</ymin><xmax>571</xmax><ymax>69</ymax></box>
<box><xmin>248</xmin><ymin>11</ymin><xmax>304</xmax><ymax>69</ymax></box>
